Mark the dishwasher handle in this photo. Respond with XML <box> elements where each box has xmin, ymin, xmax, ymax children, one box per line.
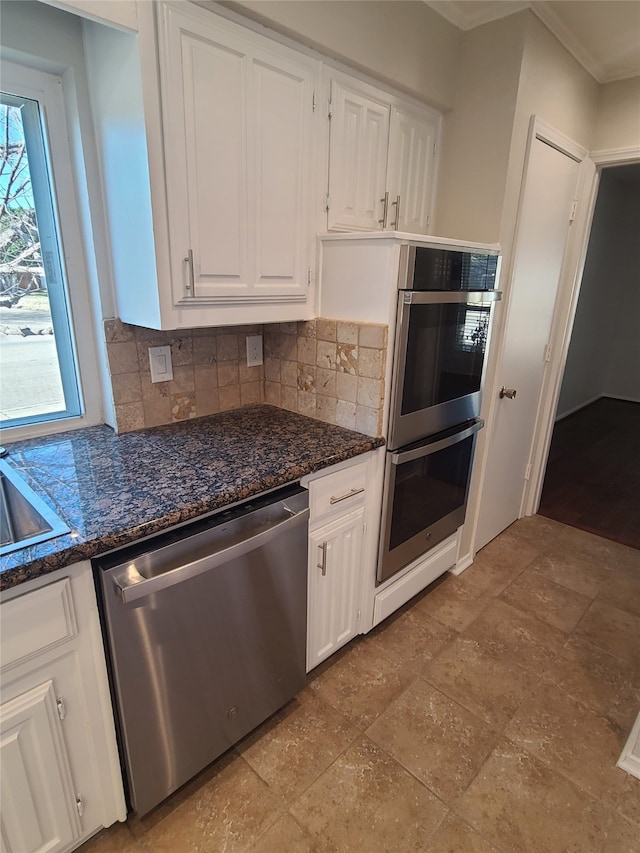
<box><xmin>112</xmin><ymin>503</ymin><xmax>309</xmax><ymax>604</ymax></box>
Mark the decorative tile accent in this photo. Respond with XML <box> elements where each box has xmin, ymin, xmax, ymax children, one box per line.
<box><xmin>263</xmin><ymin>318</ymin><xmax>387</xmax><ymax>437</ymax></box>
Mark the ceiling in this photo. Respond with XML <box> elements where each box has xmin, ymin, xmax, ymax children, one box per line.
<box><xmin>425</xmin><ymin>1</ymin><xmax>640</xmax><ymax>83</ymax></box>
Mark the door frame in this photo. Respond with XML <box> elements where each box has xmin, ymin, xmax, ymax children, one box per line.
<box><xmin>523</xmin><ymin>143</ymin><xmax>640</xmax><ymax>517</ymax></box>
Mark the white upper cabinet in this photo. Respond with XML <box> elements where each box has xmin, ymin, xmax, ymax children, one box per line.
<box><xmin>159</xmin><ymin>3</ymin><xmax>317</xmax><ymax>309</ymax></box>
<box><xmin>326</xmin><ymin>72</ymin><xmax>441</xmax><ymax>235</ymax></box>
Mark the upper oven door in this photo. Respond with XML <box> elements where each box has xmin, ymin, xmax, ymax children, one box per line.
<box><xmin>388</xmin><ymin>290</ymin><xmax>500</xmax><ymax>449</ymax></box>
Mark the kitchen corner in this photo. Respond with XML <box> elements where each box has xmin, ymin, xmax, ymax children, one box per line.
<box><xmin>0</xmin><ymin>405</ymin><xmax>383</xmax><ymax>590</ymax></box>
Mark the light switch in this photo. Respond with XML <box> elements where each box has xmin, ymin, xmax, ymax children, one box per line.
<box><xmin>149</xmin><ymin>345</ymin><xmax>173</xmax><ymax>383</ymax></box>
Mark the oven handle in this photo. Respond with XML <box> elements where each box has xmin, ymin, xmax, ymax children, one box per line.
<box><xmin>401</xmin><ymin>291</ymin><xmax>502</xmax><ymax>305</ymax></box>
<box><xmin>111</xmin><ymin>504</ymin><xmax>310</xmax><ymax>603</ymax></box>
<box><xmin>390</xmin><ymin>419</ymin><xmax>484</xmax><ymax>466</ymax></box>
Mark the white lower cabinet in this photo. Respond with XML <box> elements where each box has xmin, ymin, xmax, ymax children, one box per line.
<box><xmin>304</xmin><ymin>456</ymin><xmax>377</xmax><ymax>671</ymax></box>
<box><xmin>0</xmin><ymin>564</ymin><xmax>126</xmax><ymax>853</ymax></box>
<box><xmin>307</xmin><ymin>506</ymin><xmax>365</xmax><ymax>671</ymax></box>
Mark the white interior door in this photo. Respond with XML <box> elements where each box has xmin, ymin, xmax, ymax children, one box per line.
<box><xmin>474</xmin><ymin>124</ymin><xmax>583</xmax><ymax>550</ymax></box>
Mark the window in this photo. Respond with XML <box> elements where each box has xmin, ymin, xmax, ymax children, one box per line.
<box><xmin>0</xmin><ymin>61</ymin><xmax>100</xmax><ymax>436</ymax></box>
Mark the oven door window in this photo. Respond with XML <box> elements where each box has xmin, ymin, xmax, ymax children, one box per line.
<box><xmin>402</xmin><ymin>302</ymin><xmax>489</xmax><ymax>416</ymax></box>
<box><xmin>389</xmin><ymin>434</ymin><xmax>473</xmax><ymax>551</ymax></box>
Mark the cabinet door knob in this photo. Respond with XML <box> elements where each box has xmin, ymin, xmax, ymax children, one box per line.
<box><xmin>499</xmin><ymin>386</ymin><xmax>517</xmax><ymax>399</ymax></box>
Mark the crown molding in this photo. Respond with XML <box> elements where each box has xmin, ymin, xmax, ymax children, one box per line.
<box><xmin>531</xmin><ymin>1</ymin><xmax>606</xmax><ymax>83</ymax></box>
<box><xmin>425</xmin><ymin>1</ymin><xmax>529</xmax><ymax>31</ymax></box>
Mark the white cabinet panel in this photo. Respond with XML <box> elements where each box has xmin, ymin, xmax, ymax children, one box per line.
<box><xmin>328</xmin><ymin>79</ymin><xmax>389</xmax><ymax>232</ymax></box>
<box><xmin>251</xmin><ymin>52</ymin><xmax>314</xmax><ymax>296</ymax></box>
<box><xmin>0</xmin><ymin>680</ymin><xmax>79</xmax><ymax>853</ymax></box>
<box><xmin>307</xmin><ymin>507</ymin><xmax>365</xmax><ymax>670</ymax></box>
<box><xmin>387</xmin><ymin>105</ymin><xmax>439</xmax><ymax>234</ymax></box>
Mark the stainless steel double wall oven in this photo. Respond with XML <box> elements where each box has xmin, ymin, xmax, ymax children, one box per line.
<box><xmin>378</xmin><ymin>242</ymin><xmax>501</xmax><ymax>583</ymax></box>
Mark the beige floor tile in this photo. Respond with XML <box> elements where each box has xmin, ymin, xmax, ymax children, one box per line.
<box><xmin>462</xmin><ymin>598</ymin><xmax>566</xmax><ymax>676</ymax></box>
<box><xmin>366</xmin><ymin>677</ymin><xmax>500</xmax><ymax>803</ymax></box>
<box><xmin>421</xmin><ymin>634</ymin><xmax>533</xmax><ymax>727</ymax></box>
<box><xmin>504</xmin><ymin>680</ymin><xmax>629</xmax><ymax>803</ymax></box>
<box><xmin>598</xmin><ymin>571</ymin><xmax>640</xmax><ymax>619</ymax></box>
<box><xmin>308</xmin><ymin>639</ymin><xmax>413</xmax><ymax>729</ymax></box>
<box><xmin>499</xmin><ymin>570</ymin><xmax>592</xmax><ymax>632</ymax></box>
<box><xmin>499</xmin><ymin>514</ymin><xmax>568</xmax><ymax>550</ymax></box>
<box><xmin>289</xmin><ymin>736</ymin><xmax>448</xmax><ymax>852</ymax></box>
<box><xmin>360</xmin><ymin>606</ymin><xmax>454</xmax><ymax>676</ymax></box>
<box><xmin>78</xmin><ymin>823</ymin><xmax>142</xmax><ymax>853</ymax></box>
<box><xmin>412</xmin><ymin>574</ymin><xmax>494</xmax><ymax>632</ymax></box>
<box><xmin>248</xmin><ymin>813</ymin><xmax>320</xmax><ymax>853</ymax></box>
<box><xmin>455</xmin><ymin>739</ymin><xmax>609</xmax><ymax>853</ymax></box>
<box><xmin>574</xmin><ymin>599</ymin><xmax>640</xmax><ymax>664</ymax></box>
<box><xmin>542</xmin><ymin>636</ymin><xmax>640</xmax><ymax>720</ymax></box>
<box><xmin>237</xmin><ymin>690</ymin><xmax>358</xmax><ymax>801</ymax></box>
<box><xmin>602</xmin><ymin>809</ymin><xmax>640</xmax><ymax>853</ymax></box>
<box><xmin>616</xmin><ymin>774</ymin><xmax>640</xmax><ymax>828</ymax></box>
<box><xmin>426</xmin><ymin>812</ymin><xmax>502</xmax><ymax>853</ymax></box>
<box><xmin>552</xmin><ymin>523</ymin><xmax>640</xmax><ymax>575</ymax></box>
<box><xmin>526</xmin><ymin>550</ymin><xmax>613</xmax><ymax>598</ymax></box>
<box><xmin>136</xmin><ymin>756</ymin><xmax>284</xmax><ymax>853</ymax></box>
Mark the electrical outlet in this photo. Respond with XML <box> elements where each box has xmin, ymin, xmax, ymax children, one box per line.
<box><xmin>246</xmin><ymin>335</ymin><xmax>263</xmax><ymax>367</ymax></box>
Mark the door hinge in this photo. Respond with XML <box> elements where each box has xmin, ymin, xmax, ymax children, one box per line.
<box><xmin>363</xmin><ymin>521</ymin><xmax>367</xmax><ymax>534</ymax></box>
<box><xmin>524</xmin><ymin>463</ymin><xmax>532</xmax><ymax>481</ymax></box>
<box><xmin>312</xmin><ymin>91</ymin><xmax>316</xmax><ymax>112</ymax></box>
<box><xmin>569</xmin><ymin>199</ymin><xmax>578</xmax><ymax>222</ymax></box>
<box><xmin>426</xmin><ymin>215</ymin><xmax>431</xmax><ymax>227</ymax></box>
<box><xmin>325</xmin><ymin>193</ymin><xmax>330</xmax><ymax>212</ymax></box>
<box><xmin>76</xmin><ymin>796</ymin><xmax>85</xmax><ymax>818</ymax></box>
<box><xmin>307</xmin><ymin>267</ymin><xmax>312</xmax><ymax>287</ymax></box>
<box><xmin>544</xmin><ymin>343</ymin><xmax>552</xmax><ymax>363</ymax></box>
<box><xmin>328</xmin><ymin>98</ymin><xmax>332</xmax><ymax>120</ymax></box>
<box><xmin>356</xmin><ymin>609</ymin><xmax>361</xmax><ymax>622</ymax></box>
<box><xmin>56</xmin><ymin>696</ymin><xmax>66</xmax><ymax>721</ymax></box>
<box><xmin>433</xmin><ymin>141</ymin><xmax>438</xmax><ymax>156</ymax></box>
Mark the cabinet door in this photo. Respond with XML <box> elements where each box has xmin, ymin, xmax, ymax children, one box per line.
<box><xmin>307</xmin><ymin>506</ymin><xmax>364</xmax><ymax>671</ymax></box>
<box><xmin>327</xmin><ymin>79</ymin><xmax>390</xmax><ymax>232</ymax></box>
<box><xmin>159</xmin><ymin>3</ymin><xmax>314</xmax><ymax>305</ymax></box>
<box><xmin>386</xmin><ymin>105</ymin><xmax>439</xmax><ymax>234</ymax></box>
<box><xmin>0</xmin><ymin>680</ymin><xmax>80</xmax><ymax>853</ymax></box>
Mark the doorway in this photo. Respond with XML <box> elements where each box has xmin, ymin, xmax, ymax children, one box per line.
<box><xmin>538</xmin><ymin>164</ymin><xmax>640</xmax><ymax>549</ymax></box>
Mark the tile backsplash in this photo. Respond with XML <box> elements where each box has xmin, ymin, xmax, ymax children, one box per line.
<box><xmin>264</xmin><ymin>319</ymin><xmax>388</xmax><ymax>436</ymax></box>
<box><xmin>104</xmin><ymin>318</ymin><xmax>388</xmax><ymax>436</ymax></box>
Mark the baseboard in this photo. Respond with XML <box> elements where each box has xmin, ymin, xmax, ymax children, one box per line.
<box><xmin>449</xmin><ymin>550</ymin><xmax>474</xmax><ymax>575</ymax></box>
<box><xmin>555</xmin><ymin>395</ymin><xmax>602</xmax><ymax>421</ymax></box>
<box><xmin>618</xmin><ymin>711</ymin><xmax>640</xmax><ymax>780</ymax></box>
<box><xmin>556</xmin><ymin>394</ymin><xmax>640</xmax><ymax>422</ymax></box>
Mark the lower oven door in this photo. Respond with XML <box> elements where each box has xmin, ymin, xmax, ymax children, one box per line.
<box><xmin>377</xmin><ymin>419</ymin><xmax>483</xmax><ymax>584</ymax></box>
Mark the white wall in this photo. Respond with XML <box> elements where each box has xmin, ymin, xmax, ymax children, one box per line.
<box><xmin>593</xmin><ymin>76</ymin><xmax>640</xmax><ymax>152</ymax></box>
<box><xmin>557</xmin><ymin>169</ymin><xmax>640</xmax><ymax>416</ymax></box>
<box><xmin>220</xmin><ymin>0</ymin><xmax>461</xmax><ymax>110</ymax></box>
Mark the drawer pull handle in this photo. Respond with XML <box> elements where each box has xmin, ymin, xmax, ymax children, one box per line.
<box><xmin>317</xmin><ymin>541</ymin><xmax>328</xmax><ymax>576</ymax></box>
<box><xmin>329</xmin><ymin>487</ymin><xmax>365</xmax><ymax>505</ymax></box>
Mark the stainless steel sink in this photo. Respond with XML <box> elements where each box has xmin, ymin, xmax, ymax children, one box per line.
<box><xmin>0</xmin><ymin>459</ymin><xmax>70</xmax><ymax>556</ymax></box>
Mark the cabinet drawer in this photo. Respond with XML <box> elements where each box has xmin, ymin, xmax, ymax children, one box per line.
<box><xmin>1</xmin><ymin>579</ymin><xmax>77</xmax><ymax>670</ymax></box>
<box><xmin>309</xmin><ymin>461</ymin><xmax>367</xmax><ymax>525</ymax></box>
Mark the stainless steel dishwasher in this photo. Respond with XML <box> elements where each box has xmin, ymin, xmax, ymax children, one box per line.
<box><xmin>94</xmin><ymin>483</ymin><xmax>309</xmax><ymax>816</ymax></box>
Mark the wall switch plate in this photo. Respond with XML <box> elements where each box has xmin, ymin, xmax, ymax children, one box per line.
<box><xmin>149</xmin><ymin>345</ymin><xmax>173</xmax><ymax>383</ymax></box>
<box><xmin>246</xmin><ymin>335</ymin><xmax>263</xmax><ymax>367</ymax></box>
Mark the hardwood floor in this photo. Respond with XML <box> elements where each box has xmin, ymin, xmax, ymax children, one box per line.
<box><xmin>538</xmin><ymin>397</ymin><xmax>640</xmax><ymax>550</ymax></box>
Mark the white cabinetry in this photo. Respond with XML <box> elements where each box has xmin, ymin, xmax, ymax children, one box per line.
<box><xmin>304</xmin><ymin>457</ymin><xmax>372</xmax><ymax>670</ymax></box>
<box><xmin>159</xmin><ymin>2</ymin><xmax>317</xmax><ymax>309</ymax></box>
<box><xmin>85</xmin><ymin>2</ymin><xmax>319</xmax><ymax>330</ymax></box>
<box><xmin>327</xmin><ymin>74</ymin><xmax>440</xmax><ymax>234</ymax></box>
<box><xmin>0</xmin><ymin>565</ymin><xmax>126</xmax><ymax>853</ymax></box>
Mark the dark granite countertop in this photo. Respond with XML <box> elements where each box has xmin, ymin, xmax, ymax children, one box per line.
<box><xmin>0</xmin><ymin>405</ymin><xmax>383</xmax><ymax>591</ymax></box>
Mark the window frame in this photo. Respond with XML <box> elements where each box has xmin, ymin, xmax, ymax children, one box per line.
<box><xmin>0</xmin><ymin>60</ymin><xmax>102</xmax><ymax>441</ymax></box>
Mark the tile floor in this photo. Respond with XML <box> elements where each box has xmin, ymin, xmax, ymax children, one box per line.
<box><xmin>80</xmin><ymin>516</ymin><xmax>640</xmax><ymax>853</ymax></box>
